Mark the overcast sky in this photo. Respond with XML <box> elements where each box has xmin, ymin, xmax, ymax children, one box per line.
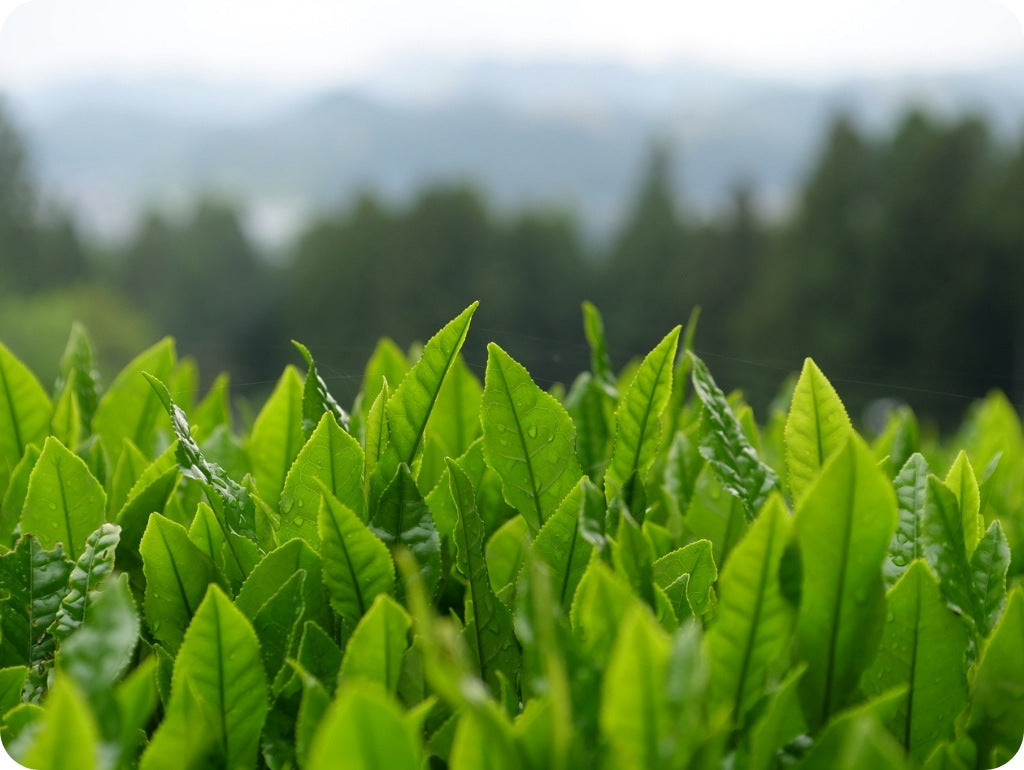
<box><xmin>0</xmin><ymin>0</ymin><xmax>1022</xmax><ymax>91</ymax></box>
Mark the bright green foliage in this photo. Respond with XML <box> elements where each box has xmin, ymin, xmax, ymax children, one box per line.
<box><xmin>339</xmin><ymin>593</ymin><xmax>411</xmax><ymax>693</ymax></box>
<box><xmin>307</xmin><ymin>684</ymin><xmax>420</xmax><ymax>770</ymax></box>
<box><xmin>22</xmin><ymin>436</ymin><xmax>106</xmax><ymax>559</ymax></box>
<box><xmin>0</xmin><ymin>312</ymin><xmax>1021</xmax><ymax>770</ymax></box>
<box><xmin>18</xmin><ymin>677</ymin><xmax>100</xmax><ymax>770</ymax></box>
<box><xmin>280</xmin><ymin>412</ymin><xmax>364</xmax><ymax>543</ymax></box>
<box><xmin>141</xmin><ymin>585</ymin><xmax>268</xmax><ymax>770</ymax></box>
<box><xmin>482</xmin><ymin>342</ymin><xmax>583</xmax><ymax>533</ymax></box>
<box><xmin>92</xmin><ymin>337</ymin><xmax>175</xmax><ymax>461</ymax></box>
<box><xmin>604</xmin><ymin>325</ymin><xmax>680</xmax><ymax>510</ymax></box>
<box><xmin>690</xmin><ymin>352</ymin><xmax>779</xmax><ymax>520</ymax></box>
<box><xmin>861</xmin><ymin>560</ymin><xmax>969</xmax><ymax>759</ymax></box>
<box><xmin>247</xmin><ymin>364</ymin><xmax>304</xmax><ymax>507</ymax></box>
<box><xmin>784</xmin><ymin>358</ymin><xmax>853</xmax><ymax>504</ymax></box>
<box><xmin>447</xmin><ymin>459</ymin><xmax>518</xmax><ymax>692</ymax></box>
<box><xmin>386</xmin><ymin>302</ymin><xmax>477</xmax><ymax>467</ymax></box>
<box><xmin>319</xmin><ymin>489</ymin><xmax>395</xmax><ymax>624</ymax></box>
<box><xmin>794</xmin><ymin>434</ymin><xmax>898</xmax><ymax>730</ymax></box>
<box><xmin>140</xmin><ymin>515</ymin><xmax>221</xmax><ymax>653</ymax></box>
<box><xmin>706</xmin><ymin>494</ymin><xmax>794</xmax><ymax>721</ymax></box>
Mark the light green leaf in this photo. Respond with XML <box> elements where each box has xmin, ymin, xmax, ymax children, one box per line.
<box><xmin>966</xmin><ymin>587</ymin><xmax>1024</xmax><ymax>766</ymax></box>
<box><xmin>599</xmin><ymin>605</ymin><xmax>672</xmax><ymax>770</ymax></box>
<box><xmin>690</xmin><ymin>353</ymin><xmax>779</xmax><ymax>521</ymax></box>
<box><xmin>581</xmin><ymin>301</ymin><xmax>617</xmax><ymax>394</ymax></box>
<box><xmin>386</xmin><ymin>302</ymin><xmax>478</xmax><ymax>467</ymax></box>
<box><xmin>371</xmin><ymin>463</ymin><xmax>441</xmax><ymax>598</ymax></box>
<box><xmin>428</xmin><ymin>353</ymin><xmax>483</xmax><ymax>459</ymax></box>
<box><xmin>55</xmin><ymin>322</ymin><xmax>101</xmax><ymax>437</ymax></box>
<box><xmin>115</xmin><ymin>465</ymin><xmax>178</xmax><ymax>595</ymax></box>
<box><xmin>604</xmin><ymin>325</ymin><xmax>680</xmax><ymax>509</ymax></box>
<box><xmin>145</xmin><ymin>375</ymin><xmax>259</xmax><ymax>544</ymax></box>
<box><xmin>361</xmin><ymin>337</ymin><xmax>409</xmax><ymax>412</ymax></box>
<box><xmin>481</xmin><ymin>343</ymin><xmax>583</xmax><ymax>533</ymax></box>
<box><xmin>234</xmin><ymin>537</ymin><xmax>327</xmax><ymax>626</ymax></box>
<box><xmin>885</xmin><ymin>453</ymin><xmax>929</xmax><ymax>588</ymax></box>
<box><xmin>784</xmin><ymin>358</ymin><xmax>853</xmax><ymax>505</ymax></box>
<box><xmin>570</xmin><ymin>559</ymin><xmax>637</xmax><ymax>667</ymax></box>
<box><xmin>970</xmin><ymin>519</ymin><xmax>1010</xmax><ymax>637</ymax></box>
<box><xmin>685</xmin><ymin>463</ymin><xmax>748</xmax><ymax>568</ymax></box>
<box><xmin>448</xmin><ymin>459</ymin><xmax>519</xmax><ymax>692</ymax></box>
<box><xmin>282</xmin><ymin>413</ymin><xmax>364</xmax><ymax>547</ymax></box>
<box><xmin>191</xmin><ymin>372</ymin><xmax>233</xmax><ymax>439</ymax></box>
<box><xmin>565</xmin><ymin>372</ymin><xmax>615</xmax><ymax>483</ymax></box>
<box><xmin>56</xmin><ymin>573</ymin><xmax>140</xmax><ymax>699</ymax></box>
<box><xmin>307</xmin><ymin>684</ymin><xmax>421</xmax><ymax>770</ymax></box>
<box><xmin>0</xmin><ymin>536</ymin><xmax>72</xmax><ymax>680</ymax></box>
<box><xmin>92</xmin><ymin>337</ymin><xmax>175</xmax><ymax>460</ymax></box>
<box><xmin>861</xmin><ymin>560</ymin><xmax>968</xmax><ymax>760</ymax></box>
<box><xmin>50</xmin><ymin>522</ymin><xmax>120</xmax><ymax>643</ymax></box>
<box><xmin>19</xmin><ymin>676</ymin><xmax>99</xmax><ymax>770</ymax></box>
<box><xmin>746</xmin><ymin>665</ymin><xmax>808</xmax><ymax>770</ymax></box>
<box><xmin>612</xmin><ymin>512</ymin><xmax>656</xmax><ymax>608</ymax></box>
<box><xmin>107</xmin><ymin>439</ymin><xmax>153</xmax><ymax>518</ymax></box>
<box><xmin>921</xmin><ymin>476</ymin><xmax>984</xmax><ymax>632</ymax></box>
<box><xmin>339</xmin><ymin>593</ymin><xmax>411</xmax><ymax>693</ymax></box>
<box><xmin>794</xmin><ymin>434</ymin><xmax>897</xmax><ymax>730</ymax></box>
<box><xmin>140</xmin><ymin>515</ymin><xmax>221</xmax><ymax>654</ymax></box>
<box><xmin>247</xmin><ymin>365</ymin><xmax>304</xmax><ymax>507</ymax></box>
<box><xmin>797</xmin><ymin>706</ymin><xmax>912</xmax><ymax>770</ymax></box>
<box><xmin>944</xmin><ymin>451</ymin><xmax>983</xmax><ymax>556</ymax></box>
<box><xmin>450</xmin><ymin>706</ymin><xmax>521</xmax><ymax>770</ymax></box>
<box><xmin>0</xmin><ymin>343</ymin><xmax>52</xmax><ymax>502</ymax></box>
<box><xmin>319</xmin><ymin>489</ymin><xmax>394</xmax><ymax>624</ymax></box>
<box><xmin>293</xmin><ymin>340</ymin><xmax>350</xmax><ymax>436</ymax></box>
<box><xmin>250</xmin><ymin>570</ymin><xmax>306</xmax><ymax>683</ymax></box>
<box><xmin>653</xmin><ymin>539</ymin><xmax>717</xmax><ymax>618</ymax></box>
<box><xmin>707</xmin><ymin>494</ymin><xmax>794</xmax><ymax>720</ymax></box>
<box><xmin>22</xmin><ymin>436</ymin><xmax>106</xmax><ymax>559</ymax></box>
<box><xmin>362</xmin><ymin>379</ymin><xmax>390</xmax><ymax>486</ymax></box>
<box><xmin>141</xmin><ymin>585</ymin><xmax>268</xmax><ymax>770</ymax></box>
<box><xmin>0</xmin><ymin>443</ymin><xmax>40</xmax><ymax>546</ymax></box>
<box><xmin>530</xmin><ymin>477</ymin><xmax>595</xmax><ymax>609</ymax></box>
<box><xmin>485</xmin><ymin>515</ymin><xmax>529</xmax><ymax>596</ymax></box>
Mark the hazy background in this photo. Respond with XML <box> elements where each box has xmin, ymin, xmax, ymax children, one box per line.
<box><xmin>0</xmin><ymin>0</ymin><xmax>1023</xmax><ymax>427</ymax></box>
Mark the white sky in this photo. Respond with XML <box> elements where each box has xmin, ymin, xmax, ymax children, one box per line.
<box><xmin>0</xmin><ymin>0</ymin><xmax>1022</xmax><ymax>91</ymax></box>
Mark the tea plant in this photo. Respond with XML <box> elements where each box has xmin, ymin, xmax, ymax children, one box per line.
<box><xmin>0</xmin><ymin>306</ymin><xmax>1021</xmax><ymax>770</ymax></box>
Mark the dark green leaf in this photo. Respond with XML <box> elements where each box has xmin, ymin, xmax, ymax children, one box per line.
<box><xmin>293</xmin><ymin>340</ymin><xmax>350</xmax><ymax>436</ymax></box>
<box><xmin>50</xmin><ymin>522</ymin><xmax>120</xmax><ymax>643</ymax></box>
<box><xmin>970</xmin><ymin>519</ymin><xmax>1010</xmax><ymax>637</ymax></box>
<box><xmin>371</xmin><ymin>463</ymin><xmax>441</xmax><ymax>598</ymax></box>
<box><xmin>530</xmin><ymin>477</ymin><xmax>595</xmax><ymax>609</ymax></box>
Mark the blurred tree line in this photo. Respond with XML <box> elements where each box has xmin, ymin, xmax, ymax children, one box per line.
<box><xmin>2</xmin><ymin>99</ymin><xmax>1023</xmax><ymax>427</ymax></box>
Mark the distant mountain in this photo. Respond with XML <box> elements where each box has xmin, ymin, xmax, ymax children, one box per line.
<box><xmin>6</xmin><ymin>57</ymin><xmax>1024</xmax><ymax>245</ymax></box>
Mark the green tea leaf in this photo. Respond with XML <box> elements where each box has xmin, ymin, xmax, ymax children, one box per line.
<box><xmin>0</xmin><ymin>443</ymin><xmax>40</xmax><ymax>546</ymax></box>
<box><xmin>339</xmin><ymin>593</ymin><xmax>411</xmax><ymax>693</ymax></box>
<box><xmin>481</xmin><ymin>343</ymin><xmax>583</xmax><ymax>533</ymax></box>
<box><xmin>140</xmin><ymin>515</ymin><xmax>221</xmax><ymax>654</ymax></box>
<box><xmin>885</xmin><ymin>453</ymin><xmax>929</xmax><ymax>589</ymax></box>
<box><xmin>307</xmin><ymin>683</ymin><xmax>420</xmax><ymax>770</ymax></box>
<box><xmin>921</xmin><ymin>476</ymin><xmax>984</xmax><ymax>632</ymax></box>
<box><xmin>0</xmin><ymin>343</ymin><xmax>52</xmax><ymax>501</ymax></box>
<box><xmin>250</xmin><ymin>570</ymin><xmax>306</xmax><ymax>683</ymax></box>
<box><xmin>141</xmin><ymin>585</ymin><xmax>268</xmax><ymax>770</ymax></box>
<box><xmin>570</xmin><ymin>559</ymin><xmax>637</xmax><ymax>667</ymax></box>
<box><xmin>428</xmin><ymin>353</ymin><xmax>483</xmax><ymax>459</ymax></box>
<box><xmin>57</xmin><ymin>573</ymin><xmax>140</xmax><ymax>700</ymax></box>
<box><xmin>247</xmin><ymin>364</ymin><xmax>304</xmax><ymax>507</ymax></box>
<box><xmin>93</xmin><ymin>337</ymin><xmax>175</xmax><ymax>460</ymax></box>
<box><xmin>784</xmin><ymin>358</ymin><xmax>853</xmax><ymax>504</ymax></box>
<box><xmin>485</xmin><ymin>515</ymin><xmax>529</xmax><ymax>596</ymax></box>
<box><xmin>447</xmin><ymin>459</ymin><xmax>518</xmax><ymax>692</ymax></box>
<box><xmin>966</xmin><ymin>587</ymin><xmax>1024</xmax><ymax>766</ymax></box>
<box><xmin>746</xmin><ymin>665</ymin><xmax>808</xmax><ymax>770</ymax></box>
<box><xmin>371</xmin><ymin>463</ymin><xmax>441</xmax><ymax>598</ymax></box>
<box><xmin>690</xmin><ymin>353</ymin><xmax>779</xmax><ymax>521</ymax></box>
<box><xmin>944</xmin><ymin>451</ymin><xmax>983</xmax><ymax>556</ymax></box>
<box><xmin>319</xmin><ymin>489</ymin><xmax>394</xmax><ymax>624</ymax></box>
<box><xmin>970</xmin><ymin>519</ymin><xmax>1010</xmax><ymax>637</ymax></box>
<box><xmin>653</xmin><ymin>539</ymin><xmax>717</xmax><ymax>618</ymax></box>
<box><xmin>707</xmin><ymin>494</ymin><xmax>794</xmax><ymax>720</ymax></box>
<box><xmin>794</xmin><ymin>435</ymin><xmax>897</xmax><ymax>730</ymax></box>
<box><xmin>797</xmin><ymin>705</ymin><xmax>911</xmax><ymax>770</ymax></box>
<box><xmin>599</xmin><ymin>605</ymin><xmax>672</xmax><ymax>769</ymax></box>
<box><xmin>22</xmin><ymin>436</ymin><xmax>106</xmax><ymax>559</ymax></box>
<box><xmin>19</xmin><ymin>676</ymin><xmax>100</xmax><ymax>770</ymax></box>
<box><xmin>386</xmin><ymin>302</ymin><xmax>478</xmax><ymax>467</ymax></box>
<box><xmin>55</xmin><ymin>322</ymin><xmax>101</xmax><ymax>437</ymax></box>
<box><xmin>0</xmin><ymin>535</ymin><xmax>72</xmax><ymax>677</ymax></box>
<box><xmin>581</xmin><ymin>301</ymin><xmax>617</xmax><ymax>395</ymax></box>
<box><xmin>50</xmin><ymin>522</ymin><xmax>120</xmax><ymax>643</ymax></box>
<box><xmin>530</xmin><ymin>477</ymin><xmax>595</xmax><ymax>609</ymax></box>
<box><xmin>604</xmin><ymin>325</ymin><xmax>680</xmax><ymax>509</ymax></box>
<box><xmin>234</xmin><ymin>537</ymin><xmax>327</xmax><ymax>626</ymax></box>
<box><xmin>861</xmin><ymin>560</ymin><xmax>968</xmax><ymax>759</ymax></box>
<box><xmin>293</xmin><ymin>340</ymin><xmax>350</xmax><ymax>436</ymax></box>
<box><xmin>361</xmin><ymin>337</ymin><xmax>409</xmax><ymax>412</ymax></box>
<box><xmin>280</xmin><ymin>412</ymin><xmax>365</xmax><ymax>545</ymax></box>
<box><xmin>565</xmin><ymin>373</ymin><xmax>614</xmax><ymax>482</ymax></box>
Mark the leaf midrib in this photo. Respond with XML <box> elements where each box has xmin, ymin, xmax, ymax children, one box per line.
<box><xmin>494</xmin><ymin>357</ymin><xmax>544</xmax><ymax>527</ymax></box>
